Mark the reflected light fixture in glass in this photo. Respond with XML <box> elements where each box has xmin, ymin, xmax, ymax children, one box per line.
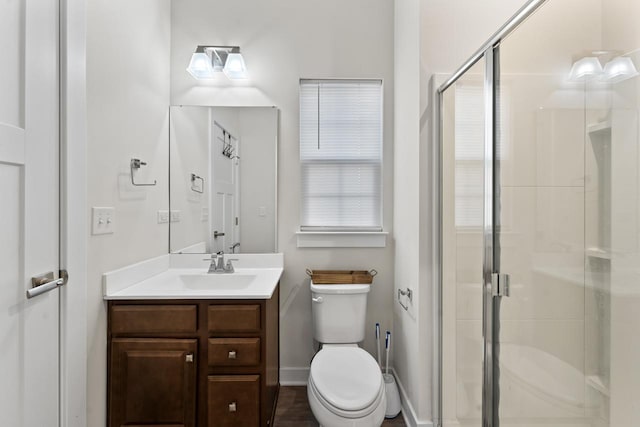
<box><xmin>603</xmin><ymin>56</ymin><xmax>639</xmax><ymax>83</ymax></box>
<box><xmin>568</xmin><ymin>57</ymin><xmax>603</xmax><ymax>81</ymax></box>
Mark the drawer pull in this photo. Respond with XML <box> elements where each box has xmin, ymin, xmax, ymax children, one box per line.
<box><xmin>229</xmin><ymin>402</ymin><xmax>237</xmax><ymax>412</ymax></box>
<box><xmin>228</xmin><ymin>350</ymin><xmax>237</xmax><ymax>359</ymax></box>
<box><xmin>185</xmin><ymin>353</ymin><xmax>194</xmax><ymax>363</ymax></box>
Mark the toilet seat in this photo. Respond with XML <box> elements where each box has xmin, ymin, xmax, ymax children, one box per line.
<box><xmin>309</xmin><ymin>347</ymin><xmax>384</xmax><ymax>418</ymax></box>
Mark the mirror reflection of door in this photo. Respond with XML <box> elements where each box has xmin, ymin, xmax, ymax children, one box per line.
<box><xmin>169</xmin><ymin>106</ymin><xmax>277</xmax><ymax>254</ymax></box>
<box><xmin>210</xmin><ymin>122</ymin><xmax>240</xmax><ymax>253</ymax></box>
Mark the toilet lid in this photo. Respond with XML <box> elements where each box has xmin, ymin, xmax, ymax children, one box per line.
<box><xmin>310</xmin><ymin>347</ymin><xmax>382</xmax><ymax>411</ymax></box>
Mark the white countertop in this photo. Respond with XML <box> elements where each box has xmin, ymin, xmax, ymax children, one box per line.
<box><xmin>103</xmin><ymin>253</ymin><xmax>283</xmax><ymax>300</ymax></box>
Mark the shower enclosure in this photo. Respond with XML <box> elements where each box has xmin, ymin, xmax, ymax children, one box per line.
<box><xmin>437</xmin><ymin>0</ymin><xmax>640</xmax><ymax>426</ymax></box>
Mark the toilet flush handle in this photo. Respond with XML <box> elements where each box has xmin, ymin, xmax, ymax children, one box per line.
<box><xmin>312</xmin><ymin>296</ymin><xmax>323</xmax><ymax>303</ymax></box>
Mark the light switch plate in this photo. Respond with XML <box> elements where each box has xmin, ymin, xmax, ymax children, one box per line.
<box><xmin>92</xmin><ymin>207</ymin><xmax>115</xmax><ymax>235</ymax></box>
<box><xmin>201</xmin><ymin>207</ymin><xmax>209</xmax><ymax>222</ymax></box>
<box><xmin>170</xmin><ymin>210</ymin><xmax>181</xmax><ymax>222</ymax></box>
<box><xmin>157</xmin><ymin>210</ymin><xmax>169</xmax><ymax>224</ymax></box>
<box><xmin>259</xmin><ymin>206</ymin><xmax>266</xmax><ymax>217</ymax></box>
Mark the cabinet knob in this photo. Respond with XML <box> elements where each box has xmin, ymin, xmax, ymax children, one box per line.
<box><xmin>185</xmin><ymin>353</ymin><xmax>194</xmax><ymax>363</ymax></box>
<box><xmin>228</xmin><ymin>402</ymin><xmax>237</xmax><ymax>412</ymax></box>
<box><xmin>228</xmin><ymin>350</ymin><xmax>237</xmax><ymax>359</ymax></box>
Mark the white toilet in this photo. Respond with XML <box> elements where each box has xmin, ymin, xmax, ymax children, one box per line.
<box><xmin>307</xmin><ymin>282</ymin><xmax>386</xmax><ymax>427</ymax></box>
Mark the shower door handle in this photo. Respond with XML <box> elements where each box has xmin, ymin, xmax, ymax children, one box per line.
<box><xmin>491</xmin><ymin>273</ymin><xmax>510</xmax><ymax>297</ymax></box>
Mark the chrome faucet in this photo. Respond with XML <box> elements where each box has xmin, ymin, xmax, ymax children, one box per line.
<box><xmin>204</xmin><ymin>253</ymin><xmax>219</xmax><ymax>274</ymax></box>
<box><xmin>215</xmin><ymin>251</ymin><xmax>225</xmax><ymax>271</ymax></box>
<box><xmin>205</xmin><ymin>251</ymin><xmax>238</xmax><ymax>274</ymax></box>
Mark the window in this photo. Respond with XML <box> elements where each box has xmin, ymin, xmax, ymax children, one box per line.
<box><xmin>299</xmin><ymin>79</ymin><xmax>383</xmax><ymax>231</ymax></box>
<box><xmin>454</xmin><ymin>82</ymin><xmax>484</xmax><ymax>229</ymax></box>
<box><xmin>454</xmin><ymin>80</ymin><xmax>509</xmax><ymax>229</ymax></box>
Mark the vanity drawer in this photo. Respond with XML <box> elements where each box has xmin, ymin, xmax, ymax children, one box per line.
<box><xmin>208</xmin><ymin>305</ymin><xmax>261</xmax><ymax>333</ymax></box>
<box><xmin>111</xmin><ymin>305</ymin><xmax>198</xmax><ymax>334</ymax></box>
<box><xmin>208</xmin><ymin>338</ymin><xmax>261</xmax><ymax>367</ymax></box>
<box><xmin>208</xmin><ymin>375</ymin><xmax>259</xmax><ymax>427</ymax></box>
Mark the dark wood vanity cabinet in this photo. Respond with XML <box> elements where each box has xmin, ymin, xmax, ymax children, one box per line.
<box><xmin>107</xmin><ymin>286</ymin><xmax>279</xmax><ymax>427</ymax></box>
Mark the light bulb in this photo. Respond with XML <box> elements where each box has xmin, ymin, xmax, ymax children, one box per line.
<box><xmin>223</xmin><ymin>53</ymin><xmax>248</xmax><ymax>80</ymax></box>
<box><xmin>186</xmin><ymin>52</ymin><xmax>214</xmax><ymax>80</ymax></box>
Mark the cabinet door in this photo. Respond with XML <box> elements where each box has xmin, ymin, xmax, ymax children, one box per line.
<box><xmin>109</xmin><ymin>338</ymin><xmax>197</xmax><ymax>427</ymax></box>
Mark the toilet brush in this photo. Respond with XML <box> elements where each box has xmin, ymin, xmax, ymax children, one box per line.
<box><xmin>376</xmin><ymin>323</ymin><xmax>381</xmax><ymax>369</ymax></box>
<box><xmin>385</xmin><ymin>331</ymin><xmax>390</xmax><ymax>374</ymax></box>
<box><xmin>383</xmin><ymin>331</ymin><xmax>402</xmax><ymax>418</ymax></box>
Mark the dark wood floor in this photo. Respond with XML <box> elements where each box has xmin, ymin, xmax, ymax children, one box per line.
<box><xmin>274</xmin><ymin>386</ymin><xmax>406</xmax><ymax>427</ymax></box>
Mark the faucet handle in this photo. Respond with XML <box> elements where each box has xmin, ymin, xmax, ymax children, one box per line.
<box><xmin>225</xmin><ymin>258</ymin><xmax>239</xmax><ymax>272</ymax></box>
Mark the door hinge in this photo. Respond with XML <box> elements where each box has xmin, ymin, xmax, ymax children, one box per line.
<box><xmin>491</xmin><ymin>273</ymin><xmax>510</xmax><ymax>297</ymax></box>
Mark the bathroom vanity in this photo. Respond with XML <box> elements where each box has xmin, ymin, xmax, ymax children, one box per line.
<box><xmin>103</xmin><ymin>254</ymin><xmax>283</xmax><ymax>427</ymax></box>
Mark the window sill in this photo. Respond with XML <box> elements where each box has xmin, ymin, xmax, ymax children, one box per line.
<box><xmin>296</xmin><ymin>231</ymin><xmax>388</xmax><ymax>248</ymax></box>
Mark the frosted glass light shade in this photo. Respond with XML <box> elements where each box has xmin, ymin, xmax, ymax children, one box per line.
<box><xmin>186</xmin><ymin>52</ymin><xmax>214</xmax><ymax>80</ymax></box>
<box><xmin>603</xmin><ymin>57</ymin><xmax>639</xmax><ymax>83</ymax></box>
<box><xmin>223</xmin><ymin>53</ymin><xmax>248</xmax><ymax>79</ymax></box>
<box><xmin>568</xmin><ymin>57</ymin><xmax>603</xmax><ymax>81</ymax></box>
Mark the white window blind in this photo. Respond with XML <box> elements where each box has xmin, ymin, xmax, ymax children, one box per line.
<box><xmin>454</xmin><ymin>83</ymin><xmax>484</xmax><ymax>229</ymax></box>
<box><xmin>300</xmin><ymin>79</ymin><xmax>383</xmax><ymax>231</ymax></box>
<box><xmin>454</xmin><ymin>81</ymin><xmax>509</xmax><ymax>229</ymax></box>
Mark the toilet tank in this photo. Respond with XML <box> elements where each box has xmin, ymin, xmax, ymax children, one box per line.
<box><xmin>310</xmin><ymin>282</ymin><xmax>370</xmax><ymax>344</ymax></box>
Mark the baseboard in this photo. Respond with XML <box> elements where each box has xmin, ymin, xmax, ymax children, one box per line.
<box><xmin>280</xmin><ymin>367</ymin><xmax>310</xmax><ymax>386</ymax></box>
<box><xmin>390</xmin><ymin>368</ymin><xmax>433</xmax><ymax>427</ymax></box>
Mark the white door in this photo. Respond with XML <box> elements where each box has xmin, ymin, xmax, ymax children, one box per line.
<box><xmin>210</xmin><ymin>122</ymin><xmax>239</xmax><ymax>253</ymax></box>
<box><xmin>0</xmin><ymin>0</ymin><xmax>61</xmax><ymax>426</ymax></box>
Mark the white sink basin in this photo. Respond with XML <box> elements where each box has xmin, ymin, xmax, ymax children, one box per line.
<box><xmin>179</xmin><ymin>273</ymin><xmax>257</xmax><ymax>290</ymax></box>
<box><xmin>103</xmin><ymin>254</ymin><xmax>284</xmax><ymax>300</ymax></box>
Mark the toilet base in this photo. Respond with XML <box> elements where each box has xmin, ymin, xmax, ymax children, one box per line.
<box><xmin>307</xmin><ymin>377</ymin><xmax>386</xmax><ymax>427</ymax></box>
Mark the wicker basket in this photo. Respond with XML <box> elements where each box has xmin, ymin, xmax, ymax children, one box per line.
<box><xmin>305</xmin><ymin>269</ymin><xmax>377</xmax><ymax>285</ymax></box>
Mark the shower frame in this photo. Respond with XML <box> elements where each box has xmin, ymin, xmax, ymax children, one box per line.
<box><xmin>434</xmin><ymin>1</ymin><xmax>550</xmax><ymax>426</ymax></box>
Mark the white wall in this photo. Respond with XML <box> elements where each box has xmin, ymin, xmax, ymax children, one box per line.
<box><xmin>169</xmin><ymin>106</ymin><xmax>210</xmax><ymax>252</ymax></box>
<box><xmin>170</xmin><ymin>0</ymin><xmax>396</xmax><ymax>382</ymax></box>
<box><xmin>86</xmin><ymin>1</ymin><xmax>170</xmax><ymax>425</ymax></box>
<box><xmin>393</xmin><ymin>0</ymin><xmax>433</xmax><ymax>424</ymax></box>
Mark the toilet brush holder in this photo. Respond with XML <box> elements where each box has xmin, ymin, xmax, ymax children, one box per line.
<box><xmin>383</xmin><ymin>373</ymin><xmax>401</xmax><ymax>418</ymax></box>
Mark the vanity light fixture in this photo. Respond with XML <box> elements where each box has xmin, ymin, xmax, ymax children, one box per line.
<box><xmin>186</xmin><ymin>45</ymin><xmax>248</xmax><ymax>80</ymax></box>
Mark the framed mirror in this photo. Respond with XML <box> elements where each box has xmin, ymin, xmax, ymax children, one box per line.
<box><xmin>169</xmin><ymin>106</ymin><xmax>278</xmax><ymax>254</ymax></box>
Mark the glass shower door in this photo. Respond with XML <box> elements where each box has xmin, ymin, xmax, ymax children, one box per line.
<box><xmin>439</xmin><ymin>1</ymin><xmax>640</xmax><ymax>427</ymax></box>
<box><xmin>493</xmin><ymin>0</ymin><xmax>640</xmax><ymax>426</ymax></box>
<box><xmin>440</xmin><ymin>57</ymin><xmax>487</xmax><ymax>427</ymax></box>
<box><xmin>495</xmin><ymin>5</ymin><xmax>590</xmax><ymax>426</ymax></box>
